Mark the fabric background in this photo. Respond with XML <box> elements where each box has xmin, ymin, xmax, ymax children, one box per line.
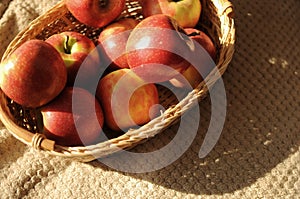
<box><xmin>0</xmin><ymin>0</ymin><xmax>299</xmax><ymax>198</ymax></box>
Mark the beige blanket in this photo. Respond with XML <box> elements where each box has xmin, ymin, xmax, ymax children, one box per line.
<box><xmin>0</xmin><ymin>0</ymin><xmax>299</xmax><ymax>198</ymax></box>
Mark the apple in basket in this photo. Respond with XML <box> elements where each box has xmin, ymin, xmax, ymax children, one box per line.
<box><xmin>139</xmin><ymin>0</ymin><xmax>201</xmax><ymax>28</ymax></box>
<box><xmin>46</xmin><ymin>31</ymin><xmax>100</xmax><ymax>87</ymax></box>
<box><xmin>0</xmin><ymin>40</ymin><xmax>67</xmax><ymax>108</ymax></box>
<box><xmin>96</xmin><ymin>69</ymin><xmax>159</xmax><ymax>131</ymax></box>
<box><xmin>185</xmin><ymin>28</ymin><xmax>216</xmax><ymax>61</ymax></box>
<box><xmin>65</xmin><ymin>0</ymin><xmax>126</xmax><ymax>28</ymax></box>
<box><xmin>126</xmin><ymin>14</ymin><xmax>193</xmax><ymax>83</ymax></box>
<box><xmin>98</xmin><ymin>18</ymin><xmax>139</xmax><ymax>70</ymax></box>
<box><xmin>40</xmin><ymin>87</ymin><xmax>104</xmax><ymax>146</ymax></box>
<box><xmin>170</xmin><ymin>28</ymin><xmax>217</xmax><ymax>89</ymax></box>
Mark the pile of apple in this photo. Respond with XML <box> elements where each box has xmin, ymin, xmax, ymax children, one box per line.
<box><xmin>0</xmin><ymin>0</ymin><xmax>217</xmax><ymax>146</ymax></box>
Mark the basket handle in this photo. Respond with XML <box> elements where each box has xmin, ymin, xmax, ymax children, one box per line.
<box><xmin>31</xmin><ymin>133</ymin><xmax>54</xmax><ymax>150</ymax></box>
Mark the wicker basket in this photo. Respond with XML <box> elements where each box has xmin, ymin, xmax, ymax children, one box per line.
<box><xmin>0</xmin><ymin>0</ymin><xmax>235</xmax><ymax>162</ymax></box>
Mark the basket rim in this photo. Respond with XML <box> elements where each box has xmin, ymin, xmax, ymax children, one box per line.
<box><xmin>0</xmin><ymin>0</ymin><xmax>235</xmax><ymax>162</ymax></box>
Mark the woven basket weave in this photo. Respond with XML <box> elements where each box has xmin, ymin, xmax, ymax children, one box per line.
<box><xmin>0</xmin><ymin>0</ymin><xmax>235</xmax><ymax>162</ymax></box>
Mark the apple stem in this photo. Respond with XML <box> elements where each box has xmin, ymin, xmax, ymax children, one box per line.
<box><xmin>99</xmin><ymin>0</ymin><xmax>107</xmax><ymax>8</ymax></box>
<box><xmin>64</xmin><ymin>35</ymin><xmax>72</xmax><ymax>54</ymax></box>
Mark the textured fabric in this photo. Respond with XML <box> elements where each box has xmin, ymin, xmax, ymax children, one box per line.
<box><xmin>0</xmin><ymin>0</ymin><xmax>299</xmax><ymax>198</ymax></box>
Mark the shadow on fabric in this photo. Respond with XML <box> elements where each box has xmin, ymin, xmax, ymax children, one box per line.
<box><xmin>90</xmin><ymin>0</ymin><xmax>300</xmax><ymax>195</ymax></box>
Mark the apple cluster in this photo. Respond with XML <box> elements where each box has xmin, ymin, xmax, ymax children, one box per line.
<box><xmin>0</xmin><ymin>0</ymin><xmax>217</xmax><ymax>147</ymax></box>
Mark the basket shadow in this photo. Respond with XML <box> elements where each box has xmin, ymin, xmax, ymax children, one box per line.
<box><xmin>90</xmin><ymin>39</ymin><xmax>299</xmax><ymax>194</ymax></box>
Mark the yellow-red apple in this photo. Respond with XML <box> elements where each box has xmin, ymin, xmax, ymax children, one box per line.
<box><xmin>139</xmin><ymin>0</ymin><xmax>201</xmax><ymax>28</ymax></box>
<box><xmin>46</xmin><ymin>31</ymin><xmax>100</xmax><ymax>87</ymax></box>
<box><xmin>96</xmin><ymin>69</ymin><xmax>159</xmax><ymax>131</ymax></box>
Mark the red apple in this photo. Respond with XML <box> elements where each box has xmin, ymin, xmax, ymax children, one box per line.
<box><xmin>41</xmin><ymin>87</ymin><xmax>104</xmax><ymax>146</ymax></box>
<box><xmin>139</xmin><ymin>0</ymin><xmax>201</xmax><ymax>28</ymax></box>
<box><xmin>170</xmin><ymin>28</ymin><xmax>217</xmax><ymax>88</ymax></box>
<box><xmin>96</xmin><ymin>69</ymin><xmax>159</xmax><ymax>131</ymax></box>
<box><xmin>65</xmin><ymin>0</ymin><xmax>126</xmax><ymax>28</ymax></box>
<box><xmin>0</xmin><ymin>40</ymin><xmax>67</xmax><ymax>108</ymax></box>
<box><xmin>185</xmin><ymin>28</ymin><xmax>216</xmax><ymax>61</ymax></box>
<box><xmin>98</xmin><ymin>18</ymin><xmax>139</xmax><ymax>70</ymax></box>
<box><xmin>46</xmin><ymin>31</ymin><xmax>100</xmax><ymax>87</ymax></box>
<box><xmin>126</xmin><ymin>14</ymin><xmax>193</xmax><ymax>83</ymax></box>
